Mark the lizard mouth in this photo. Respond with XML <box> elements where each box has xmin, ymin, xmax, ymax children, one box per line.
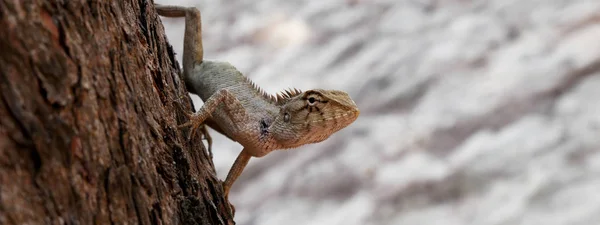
<box><xmin>303</xmin><ymin>109</ymin><xmax>360</xmax><ymax>125</ymax></box>
<box><xmin>352</xmin><ymin>107</ymin><xmax>360</xmax><ymax>118</ymax></box>
<box><xmin>346</xmin><ymin>106</ymin><xmax>360</xmax><ymax>121</ymax></box>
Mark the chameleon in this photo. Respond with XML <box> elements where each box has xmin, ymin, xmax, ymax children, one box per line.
<box><xmin>155</xmin><ymin>4</ymin><xmax>360</xmax><ymax>211</ymax></box>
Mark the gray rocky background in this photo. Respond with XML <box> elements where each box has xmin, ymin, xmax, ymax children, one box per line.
<box><xmin>155</xmin><ymin>0</ymin><xmax>600</xmax><ymax>224</ymax></box>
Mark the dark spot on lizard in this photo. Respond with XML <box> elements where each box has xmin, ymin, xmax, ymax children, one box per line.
<box><xmin>260</xmin><ymin>118</ymin><xmax>270</xmax><ymax>137</ymax></box>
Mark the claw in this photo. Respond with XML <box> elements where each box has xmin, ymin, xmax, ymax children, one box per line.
<box><xmin>187</xmin><ymin>125</ymin><xmax>196</xmax><ymax>140</ymax></box>
<box><xmin>177</xmin><ymin>109</ymin><xmax>213</xmax><ymax>158</ymax></box>
<box><xmin>177</xmin><ymin>111</ymin><xmax>202</xmax><ymax>141</ymax></box>
<box><xmin>189</xmin><ymin>120</ymin><xmax>201</xmax><ymax>140</ymax></box>
<box><xmin>228</xmin><ymin>200</ymin><xmax>236</xmax><ymax>215</ymax></box>
<box><xmin>177</xmin><ymin>121</ymin><xmax>193</xmax><ymax>128</ymax></box>
<box><xmin>178</xmin><ymin>111</ymin><xmax>194</xmax><ymax>127</ymax></box>
<box><xmin>222</xmin><ymin>185</ymin><xmax>236</xmax><ymax>215</ymax></box>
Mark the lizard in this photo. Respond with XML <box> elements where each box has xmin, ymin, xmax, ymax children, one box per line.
<box><xmin>155</xmin><ymin>4</ymin><xmax>360</xmax><ymax>212</ymax></box>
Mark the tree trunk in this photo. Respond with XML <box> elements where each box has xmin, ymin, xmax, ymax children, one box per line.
<box><xmin>0</xmin><ymin>0</ymin><xmax>234</xmax><ymax>224</ymax></box>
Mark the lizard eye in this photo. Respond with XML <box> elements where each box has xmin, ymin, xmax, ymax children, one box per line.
<box><xmin>283</xmin><ymin>112</ymin><xmax>290</xmax><ymax>122</ymax></box>
<box><xmin>307</xmin><ymin>97</ymin><xmax>316</xmax><ymax>105</ymax></box>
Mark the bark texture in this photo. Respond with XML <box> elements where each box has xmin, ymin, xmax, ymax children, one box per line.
<box><xmin>0</xmin><ymin>0</ymin><xmax>234</xmax><ymax>224</ymax></box>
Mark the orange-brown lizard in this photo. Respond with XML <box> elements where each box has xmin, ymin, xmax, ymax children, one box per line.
<box><xmin>156</xmin><ymin>4</ymin><xmax>359</xmax><ymax>213</ymax></box>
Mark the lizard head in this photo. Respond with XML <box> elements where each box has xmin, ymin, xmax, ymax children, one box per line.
<box><xmin>269</xmin><ymin>89</ymin><xmax>359</xmax><ymax>149</ymax></box>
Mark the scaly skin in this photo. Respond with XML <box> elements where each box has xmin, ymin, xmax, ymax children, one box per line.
<box><xmin>156</xmin><ymin>4</ymin><xmax>359</xmax><ymax>214</ymax></box>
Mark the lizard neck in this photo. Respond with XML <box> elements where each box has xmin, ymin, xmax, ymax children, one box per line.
<box><xmin>258</xmin><ymin>117</ymin><xmax>283</xmax><ymax>152</ymax></box>
<box><xmin>237</xmin><ymin>111</ymin><xmax>282</xmax><ymax>158</ymax></box>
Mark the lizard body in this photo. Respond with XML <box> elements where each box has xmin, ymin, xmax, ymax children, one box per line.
<box><xmin>156</xmin><ymin>4</ymin><xmax>359</xmax><ymax>211</ymax></box>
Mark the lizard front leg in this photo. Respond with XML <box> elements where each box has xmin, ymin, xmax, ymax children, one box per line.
<box><xmin>222</xmin><ymin>148</ymin><xmax>252</xmax><ymax>215</ymax></box>
<box><xmin>222</xmin><ymin>150</ymin><xmax>251</xmax><ymax>198</ymax></box>
<box><xmin>172</xmin><ymin>91</ymin><xmax>215</xmax><ymax>157</ymax></box>
<box><xmin>178</xmin><ymin>88</ymin><xmax>248</xmax><ymax>140</ymax></box>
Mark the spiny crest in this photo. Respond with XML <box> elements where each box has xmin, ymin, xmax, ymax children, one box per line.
<box><xmin>244</xmin><ymin>76</ymin><xmax>302</xmax><ymax>104</ymax></box>
<box><xmin>274</xmin><ymin>88</ymin><xmax>302</xmax><ymax>104</ymax></box>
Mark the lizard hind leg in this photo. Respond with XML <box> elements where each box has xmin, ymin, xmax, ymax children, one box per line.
<box><xmin>155</xmin><ymin>4</ymin><xmax>204</xmax><ymax>77</ymax></box>
<box><xmin>155</xmin><ymin>4</ymin><xmax>187</xmax><ymax>17</ymax></box>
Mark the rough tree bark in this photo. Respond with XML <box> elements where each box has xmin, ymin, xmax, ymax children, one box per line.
<box><xmin>0</xmin><ymin>0</ymin><xmax>234</xmax><ymax>224</ymax></box>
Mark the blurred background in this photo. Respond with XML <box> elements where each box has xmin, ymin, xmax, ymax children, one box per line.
<box><xmin>155</xmin><ymin>0</ymin><xmax>600</xmax><ymax>224</ymax></box>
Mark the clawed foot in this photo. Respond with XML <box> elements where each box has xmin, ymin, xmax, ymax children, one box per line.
<box><xmin>223</xmin><ymin>188</ymin><xmax>236</xmax><ymax>216</ymax></box>
<box><xmin>226</xmin><ymin>198</ymin><xmax>236</xmax><ymax>216</ymax></box>
<box><xmin>178</xmin><ymin>111</ymin><xmax>203</xmax><ymax>140</ymax></box>
<box><xmin>178</xmin><ymin>111</ymin><xmax>214</xmax><ymax>157</ymax></box>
